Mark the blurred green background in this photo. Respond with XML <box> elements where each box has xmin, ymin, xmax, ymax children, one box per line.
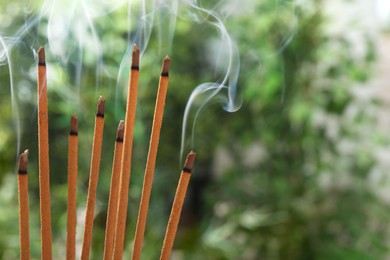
<box><xmin>1</xmin><ymin>0</ymin><xmax>390</xmax><ymax>259</ymax></box>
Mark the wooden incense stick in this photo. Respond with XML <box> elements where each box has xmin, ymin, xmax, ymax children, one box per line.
<box><xmin>37</xmin><ymin>47</ymin><xmax>52</xmax><ymax>259</ymax></box>
<box><xmin>103</xmin><ymin>120</ymin><xmax>125</xmax><ymax>260</ymax></box>
<box><xmin>160</xmin><ymin>151</ymin><xmax>196</xmax><ymax>260</ymax></box>
<box><xmin>132</xmin><ymin>56</ymin><xmax>171</xmax><ymax>260</ymax></box>
<box><xmin>18</xmin><ymin>149</ymin><xmax>30</xmax><ymax>260</ymax></box>
<box><xmin>113</xmin><ymin>44</ymin><xmax>140</xmax><ymax>259</ymax></box>
<box><xmin>66</xmin><ymin>114</ymin><xmax>78</xmax><ymax>260</ymax></box>
<box><xmin>81</xmin><ymin>95</ymin><xmax>105</xmax><ymax>260</ymax></box>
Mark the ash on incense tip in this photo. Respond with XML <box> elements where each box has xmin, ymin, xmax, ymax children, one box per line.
<box><xmin>70</xmin><ymin>114</ymin><xmax>78</xmax><ymax>135</ymax></box>
<box><xmin>96</xmin><ymin>95</ymin><xmax>106</xmax><ymax>117</ymax></box>
<box><xmin>116</xmin><ymin>120</ymin><xmax>125</xmax><ymax>142</ymax></box>
<box><xmin>38</xmin><ymin>47</ymin><xmax>46</xmax><ymax>66</ymax></box>
<box><xmin>18</xmin><ymin>149</ymin><xmax>29</xmax><ymax>174</ymax></box>
<box><xmin>132</xmin><ymin>44</ymin><xmax>141</xmax><ymax>68</ymax></box>
<box><xmin>183</xmin><ymin>151</ymin><xmax>196</xmax><ymax>172</ymax></box>
<box><xmin>161</xmin><ymin>56</ymin><xmax>171</xmax><ymax>77</ymax></box>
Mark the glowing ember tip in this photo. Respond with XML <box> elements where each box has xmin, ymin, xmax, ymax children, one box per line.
<box><xmin>116</xmin><ymin>120</ymin><xmax>125</xmax><ymax>141</ymax></box>
<box><xmin>38</xmin><ymin>47</ymin><xmax>46</xmax><ymax>66</ymax></box>
<box><xmin>18</xmin><ymin>149</ymin><xmax>29</xmax><ymax>174</ymax></box>
<box><xmin>161</xmin><ymin>56</ymin><xmax>171</xmax><ymax>76</ymax></box>
<box><xmin>70</xmin><ymin>113</ymin><xmax>78</xmax><ymax>135</ymax></box>
<box><xmin>132</xmin><ymin>44</ymin><xmax>140</xmax><ymax>68</ymax></box>
<box><xmin>183</xmin><ymin>151</ymin><xmax>196</xmax><ymax>173</ymax></box>
<box><xmin>96</xmin><ymin>95</ymin><xmax>105</xmax><ymax>117</ymax></box>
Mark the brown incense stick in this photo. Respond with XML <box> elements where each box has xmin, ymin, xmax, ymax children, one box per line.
<box><xmin>81</xmin><ymin>95</ymin><xmax>105</xmax><ymax>260</ymax></box>
<box><xmin>160</xmin><ymin>151</ymin><xmax>196</xmax><ymax>260</ymax></box>
<box><xmin>113</xmin><ymin>44</ymin><xmax>140</xmax><ymax>259</ymax></box>
<box><xmin>37</xmin><ymin>47</ymin><xmax>52</xmax><ymax>259</ymax></box>
<box><xmin>132</xmin><ymin>56</ymin><xmax>171</xmax><ymax>260</ymax></box>
<box><xmin>18</xmin><ymin>149</ymin><xmax>30</xmax><ymax>260</ymax></box>
<box><xmin>66</xmin><ymin>114</ymin><xmax>78</xmax><ymax>260</ymax></box>
<box><xmin>103</xmin><ymin>120</ymin><xmax>125</xmax><ymax>260</ymax></box>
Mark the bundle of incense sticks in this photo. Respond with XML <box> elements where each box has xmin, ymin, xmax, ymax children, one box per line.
<box><xmin>17</xmin><ymin>45</ymin><xmax>196</xmax><ymax>259</ymax></box>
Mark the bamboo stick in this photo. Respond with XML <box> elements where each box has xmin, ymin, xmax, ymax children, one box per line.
<box><xmin>132</xmin><ymin>56</ymin><xmax>171</xmax><ymax>260</ymax></box>
<box><xmin>103</xmin><ymin>120</ymin><xmax>125</xmax><ymax>260</ymax></box>
<box><xmin>66</xmin><ymin>114</ymin><xmax>78</xmax><ymax>260</ymax></box>
<box><xmin>160</xmin><ymin>151</ymin><xmax>196</xmax><ymax>260</ymax></box>
<box><xmin>18</xmin><ymin>149</ymin><xmax>30</xmax><ymax>260</ymax></box>
<box><xmin>37</xmin><ymin>47</ymin><xmax>52</xmax><ymax>259</ymax></box>
<box><xmin>112</xmin><ymin>44</ymin><xmax>140</xmax><ymax>260</ymax></box>
<box><xmin>81</xmin><ymin>96</ymin><xmax>105</xmax><ymax>260</ymax></box>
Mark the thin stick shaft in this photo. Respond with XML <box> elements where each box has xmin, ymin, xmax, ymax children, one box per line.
<box><xmin>160</xmin><ymin>152</ymin><xmax>196</xmax><ymax>260</ymax></box>
<box><xmin>66</xmin><ymin>115</ymin><xmax>78</xmax><ymax>260</ymax></box>
<box><xmin>37</xmin><ymin>47</ymin><xmax>52</xmax><ymax>259</ymax></box>
<box><xmin>103</xmin><ymin>121</ymin><xmax>124</xmax><ymax>260</ymax></box>
<box><xmin>132</xmin><ymin>57</ymin><xmax>171</xmax><ymax>260</ymax></box>
<box><xmin>113</xmin><ymin>45</ymin><xmax>140</xmax><ymax>260</ymax></box>
<box><xmin>160</xmin><ymin>173</ymin><xmax>191</xmax><ymax>260</ymax></box>
<box><xmin>81</xmin><ymin>96</ymin><xmax>105</xmax><ymax>260</ymax></box>
<box><xmin>18</xmin><ymin>150</ymin><xmax>30</xmax><ymax>260</ymax></box>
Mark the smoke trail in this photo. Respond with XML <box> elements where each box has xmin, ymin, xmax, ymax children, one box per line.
<box><xmin>115</xmin><ymin>0</ymin><xmax>156</xmax><ymax>112</ymax></box>
<box><xmin>0</xmin><ymin>8</ymin><xmax>43</xmax><ymax>156</ymax></box>
<box><xmin>156</xmin><ymin>0</ymin><xmax>178</xmax><ymax>55</ymax></box>
<box><xmin>179</xmin><ymin>1</ymin><xmax>241</xmax><ymax>161</ymax></box>
<box><xmin>30</xmin><ymin>0</ymin><xmax>242</xmax><ymax>164</ymax></box>
<box><xmin>0</xmin><ymin>36</ymin><xmax>21</xmax><ymax>157</ymax></box>
<box><xmin>1</xmin><ymin>0</ymin><xmax>296</xmax><ymax>165</ymax></box>
<box><xmin>2</xmin><ymin>0</ymin><xmax>135</xmax><ymax>154</ymax></box>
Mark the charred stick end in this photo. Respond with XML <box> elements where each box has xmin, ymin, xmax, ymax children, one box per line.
<box><xmin>131</xmin><ymin>44</ymin><xmax>140</xmax><ymax>70</ymax></box>
<box><xmin>183</xmin><ymin>151</ymin><xmax>196</xmax><ymax>173</ymax></box>
<box><xmin>70</xmin><ymin>113</ymin><xmax>78</xmax><ymax>136</ymax></box>
<box><xmin>116</xmin><ymin>120</ymin><xmax>125</xmax><ymax>142</ymax></box>
<box><xmin>38</xmin><ymin>47</ymin><xmax>46</xmax><ymax>66</ymax></box>
<box><xmin>18</xmin><ymin>149</ymin><xmax>29</xmax><ymax>174</ymax></box>
<box><xmin>161</xmin><ymin>56</ymin><xmax>170</xmax><ymax>77</ymax></box>
<box><xmin>96</xmin><ymin>95</ymin><xmax>105</xmax><ymax>118</ymax></box>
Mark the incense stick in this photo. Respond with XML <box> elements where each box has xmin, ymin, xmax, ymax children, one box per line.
<box><xmin>18</xmin><ymin>149</ymin><xmax>30</xmax><ymax>260</ymax></box>
<box><xmin>160</xmin><ymin>151</ymin><xmax>196</xmax><ymax>260</ymax></box>
<box><xmin>66</xmin><ymin>114</ymin><xmax>78</xmax><ymax>260</ymax></box>
<box><xmin>132</xmin><ymin>56</ymin><xmax>171</xmax><ymax>260</ymax></box>
<box><xmin>113</xmin><ymin>44</ymin><xmax>140</xmax><ymax>259</ymax></box>
<box><xmin>37</xmin><ymin>47</ymin><xmax>52</xmax><ymax>259</ymax></box>
<box><xmin>81</xmin><ymin>95</ymin><xmax>105</xmax><ymax>260</ymax></box>
<box><xmin>103</xmin><ymin>120</ymin><xmax>125</xmax><ymax>260</ymax></box>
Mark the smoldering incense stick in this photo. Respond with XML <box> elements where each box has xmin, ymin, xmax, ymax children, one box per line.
<box><xmin>81</xmin><ymin>96</ymin><xmax>105</xmax><ymax>260</ymax></box>
<box><xmin>113</xmin><ymin>44</ymin><xmax>140</xmax><ymax>259</ymax></box>
<box><xmin>103</xmin><ymin>120</ymin><xmax>125</xmax><ymax>260</ymax></box>
<box><xmin>18</xmin><ymin>149</ymin><xmax>30</xmax><ymax>260</ymax></box>
<box><xmin>160</xmin><ymin>151</ymin><xmax>196</xmax><ymax>260</ymax></box>
<box><xmin>66</xmin><ymin>114</ymin><xmax>78</xmax><ymax>260</ymax></box>
<box><xmin>132</xmin><ymin>56</ymin><xmax>171</xmax><ymax>260</ymax></box>
<box><xmin>37</xmin><ymin>47</ymin><xmax>52</xmax><ymax>259</ymax></box>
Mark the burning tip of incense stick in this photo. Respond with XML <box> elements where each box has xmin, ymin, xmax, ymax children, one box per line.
<box><xmin>70</xmin><ymin>113</ymin><xmax>78</xmax><ymax>135</ymax></box>
<box><xmin>183</xmin><ymin>151</ymin><xmax>196</xmax><ymax>173</ymax></box>
<box><xmin>96</xmin><ymin>95</ymin><xmax>105</xmax><ymax>118</ymax></box>
<box><xmin>18</xmin><ymin>149</ymin><xmax>29</xmax><ymax>174</ymax></box>
<box><xmin>132</xmin><ymin>44</ymin><xmax>141</xmax><ymax>69</ymax></box>
<box><xmin>161</xmin><ymin>56</ymin><xmax>171</xmax><ymax>77</ymax></box>
<box><xmin>38</xmin><ymin>47</ymin><xmax>46</xmax><ymax>66</ymax></box>
<box><xmin>116</xmin><ymin>120</ymin><xmax>125</xmax><ymax>142</ymax></box>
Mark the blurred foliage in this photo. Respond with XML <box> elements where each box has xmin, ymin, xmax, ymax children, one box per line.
<box><xmin>0</xmin><ymin>0</ymin><xmax>389</xmax><ymax>259</ymax></box>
